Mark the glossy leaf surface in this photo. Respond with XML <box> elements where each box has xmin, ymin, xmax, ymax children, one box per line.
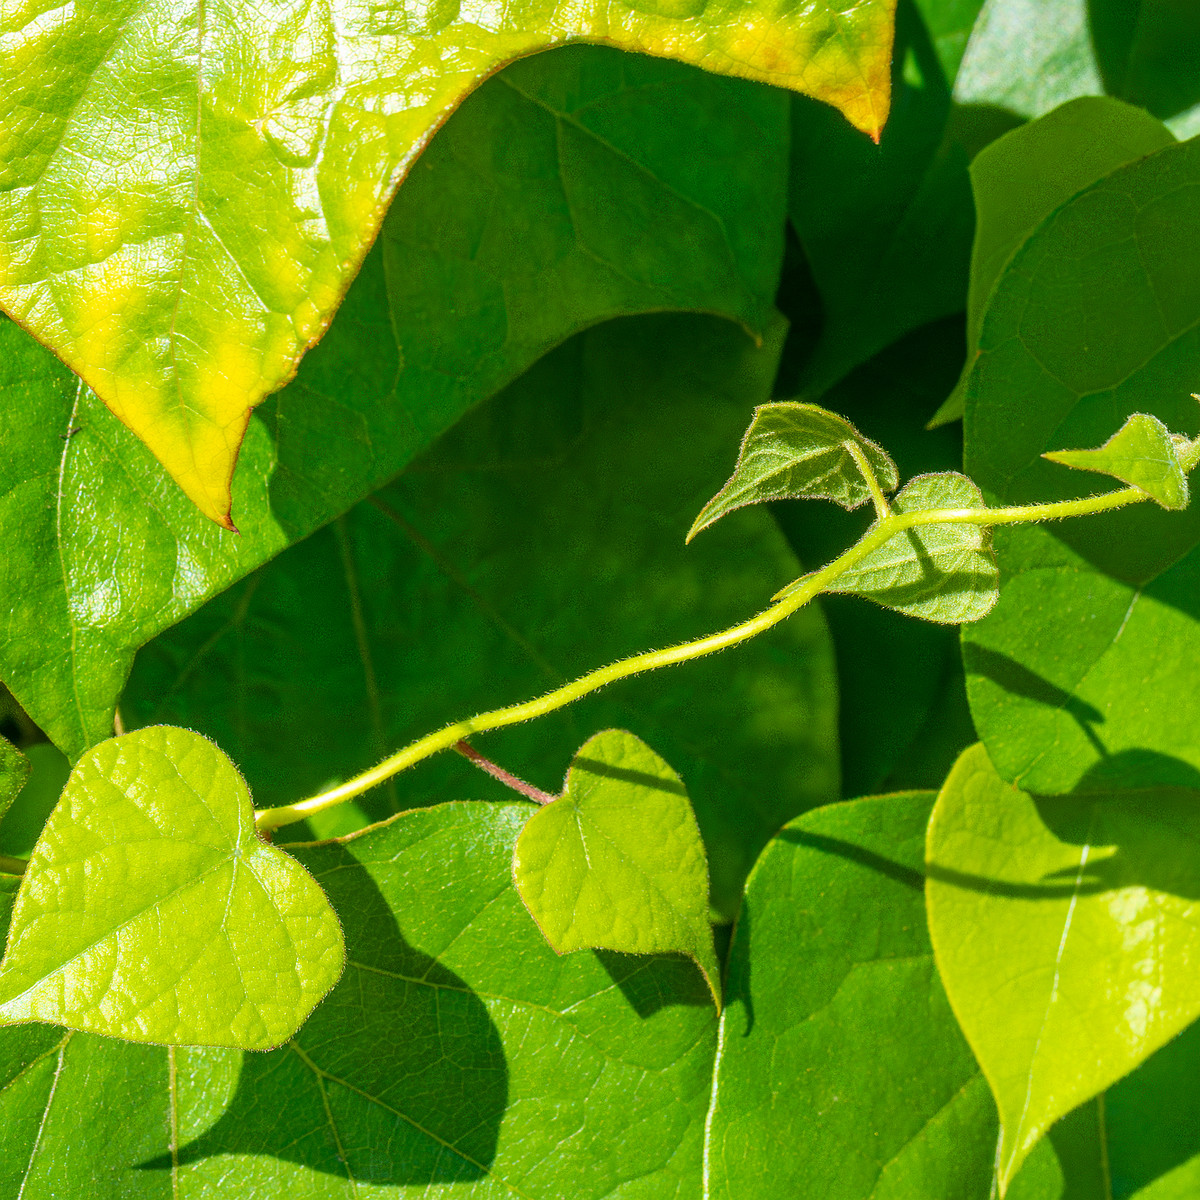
<box><xmin>689</xmin><ymin>401</ymin><xmax>899</xmax><ymax>541</ymax></box>
<box><xmin>962</xmin><ymin>136</ymin><xmax>1200</xmax><ymax>793</ymax></box>
<box><xmin>0</xmin><ymin>0</ymin><xmax>897</xmax><ymax>524</ymax></box>
<box><xmin>0</xmin><ymin>802</ymin><xmax>718</xmax><ymax>1196</ymax></box>
<box><xmin>931</xmin><ymin>97</ymin><xmax>1175</xmax><ymax>427</ymax></box>
<box><xmin>0</xmin><ymin>727</ymin><xmax>343</xmax><ymax>1049</ymax></box>
<box><xmin>126</xmin><ymin>313</ymin><xmax>840</xmax><ymax>919</ymax></box>
<box><xmin>826</xmin><ymin>471</ymin><xmax>998</xmax><ymax>623</ymax></box>
<box><xmin>927</xmin><ymin>744</ymin><xmax>1200</xmax><ymax>1193</ymax></box>
<box><xmin>514</xmin><ymin>729</ymin><xmax>720</xmax><ymax>1004</ymax></box>
<box><xmin>0</xmin><ymin>45</ymin><xmax>790</xmax><ymax>761</ymax></box>
<box><xmin>707</xmin><ymin>791</ymin><xmax>1005</xmax><ymax>1199</ymax></box>
<box><xmin>1043</xmin><ymin>412</ymin><xmax>1193</xmax><ymax>510</ymax></box>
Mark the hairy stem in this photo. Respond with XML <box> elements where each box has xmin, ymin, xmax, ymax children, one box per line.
<box><xmin>254</xmin><ymin>482</ymin><xmax>1146</xmax><ymax>832</ymax></box>
<box><xmin>845</xmin><ymin>440</ymin><xmax>891</xmax><ymax>521</ymax></box>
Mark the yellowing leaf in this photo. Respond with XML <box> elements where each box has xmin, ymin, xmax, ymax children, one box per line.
<box><xmin>0</xmin><ymin>1</ymin><xmax>897</xmax><ymax>526</ymax></box>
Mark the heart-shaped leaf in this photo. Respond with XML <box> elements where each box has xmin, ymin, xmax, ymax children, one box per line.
<box><xmin>926</xmin><ymin>743</ymin><xmax>1200</xmax><ymax>1194</ymax></box>
<box><xmin>688</xmin><ymin>402</ymin><xmax>899</xmax><ymax>541</ymax></box>
<box><xmin>1043</xmin><ymin>411</ymin><xmax>1197</xmax><ymax>509</ymax></box>
<box><xmin>513</xmin><ymin>729</ymin><xmax>720</xmax><ymax>1005</ymax></box>
<box><xmin>0</xmin><ymin>2</ymin><xmax>897</xmax><ymax>526</ymax></box>
<box><xmin>0</xmin><ymin>726</ymin><xmax>343</xmax><ymax>1049</ymax></box>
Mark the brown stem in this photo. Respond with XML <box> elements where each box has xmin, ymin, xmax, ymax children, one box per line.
<box><xmin>454</xmin><ymin>740</ymin><xmax>556</xmax><ymax>805</ymax></box>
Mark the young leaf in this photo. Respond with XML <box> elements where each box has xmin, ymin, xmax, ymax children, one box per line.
<box><xmin>1043</xmin><ymin>412</ymin><xmax>1191</xmax><ymax>509</ymax></box>
<box><xmin>0</xmin><ymin>738</ymin><xmax>29</xmax><ymax>826</ymax></box>
<box><xmin>0</xmin><ymin>1</ymin><xmax>897</xmax><ymax>524</ymax></box>
<box><xmin>688</xmin><ymin>402</ymin><xmax>899</xmax><ymax>541</ymax></box>
<box><xmin>927</xmin><ymin>743</ymin><xmax>1200</xmax><ymax>1194</ymax></box>
<box><xmin>513</xmin><ymin>729</ymin><xmax>720</xmax><ymax>1006</ymax></box>
<box><xmin>0</xmin><ymin>727</ymin><xmax>343</xmax><ymax>1049</ymax></box>
<box><xmin>0</xmin><ymin>46</ymin><xmax>793</xmax><ymax>761</ymax></box>
<box><xmin>706</xmin><ymin>792</ymin><xmax>1008</xmax><ymax>1199</ymax></box>
<box><xmin>0</xmin><ymin>802</ymin><xmax>717</xmax><ymax>1196</ymax></box>
<box><xmin>963</xmin><ymin>136</ymin><xmax>1200</xmax><ymax>794</ymax></box>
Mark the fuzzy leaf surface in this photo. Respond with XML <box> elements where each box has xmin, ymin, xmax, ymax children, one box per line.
<box><xmin>0</xmin><ymin>802</ymin><xmax>717</xmax><ymax>1196</ymax></box>
<box><xmin>514</xmin><ymin>729</ymin><xmax>719</xmax><ymax>1004</ymax></box>
<box><xmin>689</xmin><ymin>401</ymin><xmax>899</xmax><ymax>541</ymax></box>
<box><xmin>962</xmin><ymin>136</ymin><xmax>1200</xmax><ymax>793</ymax></box>
<box><xmin>0</xmin><ymin>45</ymin><xmax>790</xmax><ymax>762</ymax></box>
<box><xmin>927</xmin><ymin>744</ymin><xmax>1200</xmax><ymax>1193</ymax></box>
<box><xmin>0</xmin><ymin>0</ymin><xmax>897</xmax><ymax>523</ymax></box>
<box><xmin>1043</xmin><ymin>412</ymin><xmax>1191</xmax><ymax>509</ymax></box>
<box><xmin>931</xmin><ymin>97</ymin><xmax>1175</xmax><ymax>426</ymax></box>
<box><xmin>125</xmin><ymin>314</ymin><xmax>839</xmax><ymax>919</ymax></box>
<box><xmin>0</xmin><ymin>727</ymin><xmax>343</xmax><ymax>1049</ymax></box>
<box><xmin>825</xmin><ymin>471</ymin><xmax>998</xmax><ymax>623</ymax></box>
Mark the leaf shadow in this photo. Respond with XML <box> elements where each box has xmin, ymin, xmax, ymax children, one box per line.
<box><xmin>140</xmin><ymin>861</ymin><xmax>507</xmax><ymax>1185</ymax></box>
<box><xmin>594</xmin><ymin>949</ymin><xmax>713</xmax><ymax>1018</ymax></box>
<box><xmin>570</xmin><ymin>756</ymin><xmax>687</xmax><ymax>796</ymax></box>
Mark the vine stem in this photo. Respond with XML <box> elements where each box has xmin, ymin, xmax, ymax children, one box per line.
<box><xmin>253</xmin><ymin>483</ymin><xmax>1145</xmax><ymax>832</ymax></box>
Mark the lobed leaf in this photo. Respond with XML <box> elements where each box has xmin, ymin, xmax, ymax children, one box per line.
<box><xmin>513</xmin><ymin>729</ymin><xmax>720</xmax><ymax>1005</ymax></box>
<box><xmin>827</xmin><ymin>471</ymin><xmax>999</xmax><ymax>623</ymax></box>
<box><xmin>0</xmin><ymin>0</ymin><xmax>898</xmax><ymax>525</ymax></box>
<box><xmin>927</xmin><ymin>744</ymin><xmax>1200</xmax><ymax>1193</ymax></box>
<box><xmin>1043</xmin><ymin>411</ymin><xmax>1193</xmax><ymax>509</ymax></box>
<box><xmin>0</xmin><ymin>727</ymin><xmax>343</xmax><ymax>1049</ymax></box>
<box><xmin>962</xmin><ymin>134</ymin><xmax>1200</xmax><ymax>794</ymax></box>
<box><xmin>0</xmin><ymin>45</ymin><xmax>792</xmax><ymax>762</ymax></box>
<box><xmin>0</xmin><ymin>802</ymin><xmax>717</xmax><ymax>1196</ymax></box>
<box><xmin>688</xmin><ymin>401</ymin><xmax>899</xmax><ymax>542</ymax></box>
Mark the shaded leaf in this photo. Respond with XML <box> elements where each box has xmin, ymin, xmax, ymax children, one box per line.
<box><xmin>0</xmin><ymin>726</ymin><xmax>343</xmax><ymax>1049</ymax></box>
<box><xmin>789</xmin><ymin>0</ymin><xmax>975</xmax><ymax>396</ymax></box>
<box><xmin>782</xmin><ymin>471</ymin><xmax>999</xmax><ymax>623</ymax></box>
<box><xmin>914</xmin><ymin>0</ymin><xmax>987</xmax><ymax>81</ymax></box>
<box><xmin>0</xmin><ymin>802</ymin><xmax>717</xmax><ymax>1196</ymax></box>
<box><xmin>927</xmin><ymin>743</ymin><xmax>1200</xmax><ymax>1193</ymax></box>
<box><xmin>0</xmin><ymin>745</ymin><xmax>70</xmax><ymax>861</ymax></box>
<box><xmin>0</xmin><ymin>45</ymin><xmax>792</xmax><ymax>761</ymax></box>
<box><xmin>689</xmin><ymin>401</ymin><xmax>899</xmax><ymax>541</ymax></box>
<box><xmin>0</xmin><ymin>0</ymin><xmax>897</xmax><ymax>522</ymax></box>
<box><xmin>125</xmin><ymin>313</ymin><xmax>840</xmax><ymax>920</ymax></box>
<box><xmin>707</xmin><ymin>791</ymin><xmax>1008</xmax><ymax>1199</ymax></box>
<box><xmin>961</xmin><ymin>136</ymin><xmax>1200</xmax><ymax>794</ymax></box>
<box><xmin>0</xmin><ymin>739</ymin><xmax>28</xmax><ymax>826</ymax></box>
<box><xmin>514</xmin><ymin>729</ymin><xmax>720</xmax><ymax>1005</ymax></box>
<box><xmin>931</xmin><ymin>97</ymin><xmax>1175</xmax><ymax>426</ymax></box>
<box><xmin>1043</xmin><ymin>411</ymin><xmax>1194</xmax><ymax>509</ymax></box>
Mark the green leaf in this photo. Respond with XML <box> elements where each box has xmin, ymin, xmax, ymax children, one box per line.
<box><xmin>955</xmin><ymin>0</ymin><xmax>1200</xmax><ymax>136</ymax></box>
<box><xmin>0</xmin><ymin>745</ymin><xmax>71</xmax><ymax>860</ymax></box>
<box><xmin>0</xmin><ymin>0</ymin><xmax>897</xmax><ymax>523</ymax></box>
<box><xmin>1043</xmin><ymin>411</ymin><xmax>1194</xmax><ymax>509</ymax></box>
<box><xmin>707</xmin><ymin>791</ymin><xmax>1005</xmax><ymax>1199</ymax></box>
<box><xmin>126</xmin><ymin>313</ymin><xmax>840</xmax><ymax>919</ymax></box>
<box><xmin>772</xmin><ymin>317</ymin><xmax>977</xmax><ymax>795</ymax></box>
<box><xmin>914</xmin><ymin>0</ymin><xmax>987</xmax><ymax>82</ymax></box>
<box><xmin>0</xmin><ymin>45</ymin><xmax>792</xmax><ymax>761</ymax></box>
<box><xmin>0</xmin><ymin>726</ymin><xmax>344</xmax><ymax>1049</ymax></box>
<box><xmin>930</xmin><ymin>96</ymin><xmax>1175</xmax><ymax>427</ymax></box>
<box><xmin>926</xmin><ymin>743</ymin><xmax>1200</xmax><ymax>1194</ymax></box>
<box><xmin>688</xmin><ymin>401</ymin><xmax>899</xmax><ymax>541</ymax></box>
<box><xmin>789</xmin><ymin>1</ymin><xmax>975</xmax><ymax>397</ymax></box>
<box><xmin>962</xmin><ymin>136</ymin><xmax>1200</xmax><ymax>794</ymax></box>
<box><xmin>514</xmin><ymin>729</ymin><xmax>720</xmax><ymax>1005</ymax></box>
<box><xmin>824</xmin><ymin>471</ymin><xmax>999</xmax><ymax>623</ymax></box>
<box><xmin>0</xmin><ymin>802</ymin><xmax>717</xmax><ymax>1195</ymax></box>
<box><xmin>0</xmin><ymin>738</ymin><xmax>28</xmax><ymax>826</ymax></box>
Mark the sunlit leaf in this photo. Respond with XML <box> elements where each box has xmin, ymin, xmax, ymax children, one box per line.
<box><xmin>0</xmin><ymin>727</ymin><xmax>343</xmax><ymax>1048</ymax></box>
<box><xmin>0</xmin><ymin>0</ymin><xmax>898</xmax><ymax>524</ymax></box>
<box><xmin>514</xmin><ymin>729</ymin><xmax>720</xmax><ymax>1005</ymax></box>
<box><xmin>688</xmin><ymin>402</ymin><xmax>899</xmax><ymax>541</ymax></box>
<box><xmin>927</xmin><ymin>743</ymin><xmax>1200</xmax><ymax>1194</ymax></box>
